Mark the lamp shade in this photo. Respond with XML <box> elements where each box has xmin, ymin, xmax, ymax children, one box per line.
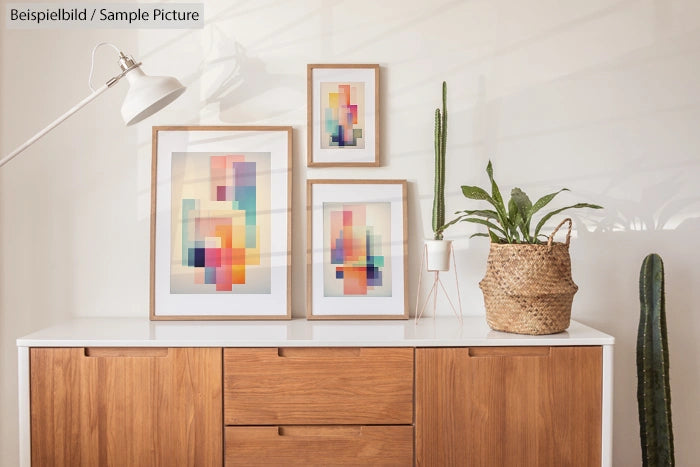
<box><xmin>120</xmin><ymin>67</ymin><xmax>186</xmax><ymax>125</ymax></box>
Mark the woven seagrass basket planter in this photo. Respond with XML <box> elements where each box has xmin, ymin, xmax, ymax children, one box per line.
<box><xmin>479</xmin><ymin>218</ymin><xmax>578</xmax><ymax>335</ymax></box>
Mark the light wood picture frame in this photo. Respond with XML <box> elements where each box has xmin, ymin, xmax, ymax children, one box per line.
<box><xmin>150</xmin><ymin>126</ymin><xmax>292</xmax><ymax>320</ymax></box>
<box><xmin>307</xmin><ymin>64</ymin><xmax>380</xmax><ymax>167</ymax></box>
<box><xmin>307</xmin><ymin>179</ymin><xmax>408</xmax><ymax>319</ymax></box>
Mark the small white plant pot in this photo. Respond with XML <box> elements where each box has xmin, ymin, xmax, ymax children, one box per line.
<box><xmin>425</xmin><ymin>239</ymin><xmax>453</xmax><ymax>272</ymax></box>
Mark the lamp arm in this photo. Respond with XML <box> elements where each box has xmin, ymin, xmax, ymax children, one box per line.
<box><xmin>0</xmin><ymin>82</ymin><xmax>114</xmax><ymax>169</ymax></box>
<box><xmin>1</xmin><ymin>43</ymin><xmax>184</xmax><ymax>169</ymax></box>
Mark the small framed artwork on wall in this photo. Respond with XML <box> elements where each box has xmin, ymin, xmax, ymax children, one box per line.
<box><xmin>307</xmin><ymin>64</ymin><xmax>379</xmax><ymax>167</ymax></box>
<box><xmin>150</xmin><ymin>126</ymin><xmax>292</xmax><ymax>320</ymax></box>
<box><xmin>307</xmin><ymin>179</ymin><xmax>408</xmax><ymax>319</ymax></box>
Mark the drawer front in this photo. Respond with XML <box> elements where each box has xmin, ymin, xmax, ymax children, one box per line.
<box><xmin>224</xmin><ymin>347</ymin><xmax>413</xmax><ymax>425</ymax></box>
<box><xmin>225</xmin><ymin>425</ymin><xmax>413</xmax><ymax>466</ymax></box>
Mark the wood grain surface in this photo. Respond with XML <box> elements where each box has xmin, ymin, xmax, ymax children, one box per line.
<box><xmin>415</xmin><ymin>346</ymin><xmax>602</xmax><ymax>467</ymax></box>
<box><xmin>225</xmin><ymin>425</ymin><xmax>413</xmax><ymax>466</ymax></box>
<box><xmin>30</xmin><ymin>347</ymin><xmax>222</xmax><ymax>467</ymax></box>
<box><xmin>224</xmin><ymin>347</ymin><xmax>414</xmax><ymax>425</ymax></box>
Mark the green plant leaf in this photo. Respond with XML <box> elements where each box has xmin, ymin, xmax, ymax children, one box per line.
<box><xmin>515</xmin><ymin>214</ymin><xmax>530</xmax><ymax>243</ymax></box>
<box><xmin>460</xmin><ymin>184</ymin><xmax>510</xmax><ymax>239</ymax></box>
<box><xmin>533</xmin><ymin>203</ymin><xmax>604</xmax><ymax>239</ymax></box>
<box><xmin>488</xmin><ymin>229</ymin><xmax>503</xmax><ymax>243</ymax></box>
<box><xmin>485</xmin><ymin>161</ymin><xmax>510</xmax><ymax>240</ymax></box>
<box><xmin>507</xmin><ymin>197</ymin><xmax>518</xmax><ymax>223</ymax></box>
<box><xmin>510</xmin><ymin>188</ymin><xmax>534</xmax><ymax>242</ymax></box>
<box><xmin>530</xmin><ymin>188</ymin><xmax>570</xmax><ymax>219</ymax></box>
<box><xmin>510</xmin><ymin>228</ymin><xmax>521</xmax><ymax>243</ymax></box>
<box><xmin>511</xmin><ymin>188</ymin><xmax>532</xmax><ymax>214</ymax></box>
<box><xmin>506</xmin><ymin>198</ymin><xmax>522</xmax><ymax>242</ymax></box>
<box><xmin>470</xmin><ymin>231</ymin><xmax>507</xmax><ymax>243</ymax></box>
<box><xmin>486</xmin><ymin>161</ymin><xmax>502</xmax><ymax>205</ymax></box>
<box><xmin>460</xmin><ymin>217</ymin><xmax>506</xmax><ymax>236</ymax></box>
<box><xmin>461</xmin><ymin>185</ymin><xmax>495</xmax><ymax>203</ymax></box>
<box><xmin>434</xmin><ymin>214</ymin><xmax>465</xmax><ymax>236</ymax></box>
<box><xmin>454</xmin><ymin>209</ymin><xmax>499</xmax><ymax>219</ymax></box>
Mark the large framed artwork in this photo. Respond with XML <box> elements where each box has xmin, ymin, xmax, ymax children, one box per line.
<box><xmin>150</xmin><ymin>126</ymin><xmax>292</xmax><ymax>320</ymax></box>
<box><xmin>307</xmin><ymin>64</ymin><xmax>379</xmax><ymax>167</ymax></box>
<box><xmin>307</xmin><ymin>180</ymin><xmax>408</xmax><ymax>319</ymax></box>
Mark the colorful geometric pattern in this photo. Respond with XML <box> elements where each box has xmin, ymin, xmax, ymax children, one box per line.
<box><xmin>180</xmin><ymin>155</ymin><xmax>259</xmax><ymax>292</ymax></box>
<box><xmin>329</xmin><ymin>204</ymin><xmax>384</xmax><ymax>295</ymax></box>
<box><xmin>323</xmin><ymin>83</ymin><xmax>364</xmax><ymax>147</ymax></box>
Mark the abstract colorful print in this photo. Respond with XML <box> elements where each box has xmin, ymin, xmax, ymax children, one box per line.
<box><xmin>171</xmin><ymin>152</ymin><xmax>271</xmax><ymax>294</ymax></box>
<box><xmin>324</xmin><ymin>203</ymin><xmax>391</xmax><ymax>297</ymax></box>
<box><xmin>320</xmin><ymin>82</ymin><xmax>365</xmax><ymax>149</ymax></box>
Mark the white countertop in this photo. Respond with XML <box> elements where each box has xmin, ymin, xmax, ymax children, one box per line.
<box><xmin>17</xmin><ymin>317</ymin><xmax>614</xmax><ymax>347</ymax></box>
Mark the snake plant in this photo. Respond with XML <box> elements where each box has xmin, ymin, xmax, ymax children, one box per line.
<box><xmin>443</xmin><ymin>160</ymin><xmax>602</xmax><ymax>243</ymax></box>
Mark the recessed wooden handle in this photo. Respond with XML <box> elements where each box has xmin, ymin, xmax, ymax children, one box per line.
<box><xmin>468</xmin><ymin>347</ymin><xmax>550</xmax><ymax>358</ymax></box>
<box><xmin>276</xmin><ymin>347</ymin><xmax>361</xmax><ymax>358</ymax></box>
<box><xmin>84</xmin><ymin>347</ymin><xmax>169</xmax><ymax>358</ymax></box>
<box><xmin>277</xmin><ymin>426</ymin><xmax>363</xmax><ymax>437</ymax></box>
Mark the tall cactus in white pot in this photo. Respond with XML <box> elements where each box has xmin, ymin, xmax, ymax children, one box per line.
<box><xmin>426</xmin><ymin>81</ymin><xmax>451</xmax><ymax>271</ymax></box>
<box><xmin>416</xmin><ymin>81</ymin><xmax>462</xmax><ymax>322</ymax></box>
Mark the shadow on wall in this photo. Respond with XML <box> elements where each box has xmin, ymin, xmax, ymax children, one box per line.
<box><xmin>593</xmin><ymin>160</ymin><xmax>700</xmax><ymax>232</ymax></box>
<box><xmin>572</xmin><ymin>161</ymin><xmax>700</xmax><ymax>464</ymax></box>
<box><xmin>194</xmin><ymin>28</ymin><xmax>305</xmax><ymax>122</ymax></box>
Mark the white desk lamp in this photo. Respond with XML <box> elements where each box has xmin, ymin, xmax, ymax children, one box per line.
<box><xmin>0</xmin><ymin>42</ymin><xmax>186</xmax><ymax>168</ymax></box>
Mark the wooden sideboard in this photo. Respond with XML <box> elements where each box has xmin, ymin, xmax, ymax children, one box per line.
<box><xmin>18</xmin><ymin>318</ymin><xmax>614</xmax><ymax>466</ymax></box>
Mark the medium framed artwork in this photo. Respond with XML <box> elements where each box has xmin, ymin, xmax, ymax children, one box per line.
<box><xmin>307</xmin><ymin>64</ymin><xmax>379</xmax><ymax>167</ymax></box>
<box><xmin>307</xmin><ymin>179</ymin><xmax>408</xmax><ymax>319</ymax></box>
<box><xmin>150</xmin><ymin>126</ymin><xmax>292</xmax><ymax>320</ymax></box>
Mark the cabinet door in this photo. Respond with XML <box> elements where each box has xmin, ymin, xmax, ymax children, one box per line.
<box><xmin>30</xmin><ymin>347</ymin><xmax>222</xmax><ymax>467</ymax></box>
<box><xmin>416</xmin><ymin>346</ymin><xmax>602</xmax><ymax>467</ymax></box>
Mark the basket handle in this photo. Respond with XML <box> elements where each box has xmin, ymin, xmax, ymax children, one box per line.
<box><xmin>547</xmin><ymin>218</ymin><xmax>573</xmax><ymax>247</ymax></box>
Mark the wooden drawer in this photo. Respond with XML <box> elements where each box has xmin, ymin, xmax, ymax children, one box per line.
<box><xmin>224</xmin><ymin>347</ymin><xmax>413</xmax><ymax>425</ymax></box>
<box><xmin>225</xmin><ymin>425</ymin><xmax>414</xmax><ymax>466</ymax></box>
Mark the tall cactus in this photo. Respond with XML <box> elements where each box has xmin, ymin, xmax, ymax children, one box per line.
<box><xmin>432</xmin><ymin>81</ymin><xmax>447</xmax><ymax>240</ymax></box>
<box><xmin>637</xmin><ymin>253</ymin><xmax>674</xmax><ymax>466</ymax></box>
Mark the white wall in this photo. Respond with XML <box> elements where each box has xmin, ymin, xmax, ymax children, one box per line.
<box><xmin>2</xmin><ymin>0</ymin><xmax>699</xmax><ymax>465</ymax></box>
